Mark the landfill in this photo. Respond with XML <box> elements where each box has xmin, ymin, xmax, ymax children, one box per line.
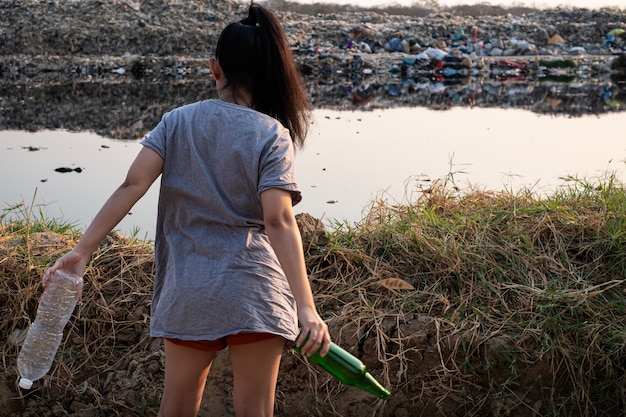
<box><xmin>0</xmin><ymin>1</ymin><xmax>625</xmax><ymax>138</ymax></box>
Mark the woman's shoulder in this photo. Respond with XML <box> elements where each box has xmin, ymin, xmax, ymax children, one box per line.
<box><xmin>167</xmin><ymin>100</ymin><xmax>287</xmax><ymax>135</ymax></box>
<box><xmin>176</xmin><ymin>99</ymin><xmax>218</xmax><ymax>112</ymax></box>
<box><xmin>163</xmin><ymin>100</ymin><xmax>229</xmax><ymax>122</ymax></box>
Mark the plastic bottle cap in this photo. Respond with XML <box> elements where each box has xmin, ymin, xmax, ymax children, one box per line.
<box><xmin>19</xmin><ymin>378</ymin><xmax>33</xmax><ymax>390</ymax></box>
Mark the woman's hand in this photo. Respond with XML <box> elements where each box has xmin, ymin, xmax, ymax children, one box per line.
<box><xmin>296</xmin><ymin>306</ymin><xmax>331</xmax><ymax>357</ymax></box>
<box><xmin>43</xmin><ymin>250</ymin><xmax>89</xmax><ymax>287</ymax></box>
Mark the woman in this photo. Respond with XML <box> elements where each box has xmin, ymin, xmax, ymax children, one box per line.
<box><xmin>45</xmin><ymin>4</ymin><xmax>331</xmax><ymax>416</ymax></box>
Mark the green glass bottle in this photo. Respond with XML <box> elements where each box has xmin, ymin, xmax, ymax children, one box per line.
<box><xmin>294</xmin><ymin>336</ymin><xmax>390</xmax><ymax>400</ymax></box>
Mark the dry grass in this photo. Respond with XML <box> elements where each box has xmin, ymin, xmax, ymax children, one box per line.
<box><xmin>2</xmin><ymin>173</ymin><xmax>626</xmax><ymax>416</ymax></box>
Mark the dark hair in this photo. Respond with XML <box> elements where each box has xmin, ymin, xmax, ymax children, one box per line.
<box><xmin>215</xmin><ymin>4</ymin><xmax>311</xmax><ymax>148</ymax></box>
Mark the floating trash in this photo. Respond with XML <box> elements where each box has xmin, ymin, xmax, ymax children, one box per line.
<box><xmin>54</xmin><ymin>167</ymin><xmax>83</xmax><ymax>173</ymax></box>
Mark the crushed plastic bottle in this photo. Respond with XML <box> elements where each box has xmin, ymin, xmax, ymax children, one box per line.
<box><xmin>17</xmin><ymin>269</ymin><xmax>83</xmax><ymax>389</ymax></box>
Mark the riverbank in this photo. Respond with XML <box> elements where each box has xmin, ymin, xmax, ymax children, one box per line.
<box><xmin>2</xmin><ymin>175</ymin><xmax>626</xmax><ymax>416</ymax></box>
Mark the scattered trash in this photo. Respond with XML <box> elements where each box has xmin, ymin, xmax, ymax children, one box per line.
<box><xmin>54</xmin><ymin>167</ymin><xmax>83</xmax><ymax>173</ymax></box>
<box><xmin>548</xmin><ymin>34</ymin><xmax>565</xmax><ymax>45</ymax></box>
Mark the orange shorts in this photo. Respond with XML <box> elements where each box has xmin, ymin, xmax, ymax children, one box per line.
<box><xmin>164</xmin><ymin>332</ymin><xmax>278</xmax><ymax>352</ymax></box>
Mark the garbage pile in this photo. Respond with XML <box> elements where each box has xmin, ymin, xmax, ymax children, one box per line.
<box><xmin>284</xmin><ymin>6</ymin><xmax>625</xmax><ymax>111</ymax></box>
<box><xmin>284</xmin><ymin>8</ymin><xmax>626</xmax><ymax>58</ymax></box>
<box><xmin>1</xmin><ymin>1</ymin><xmax>624</xmax><ymax>77</ymax></box>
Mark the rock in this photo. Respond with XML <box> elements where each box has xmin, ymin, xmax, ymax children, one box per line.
<box><xmin>503</xmin><ymin>47</ymin><xmax>517</xmax><ymax>56</ymax></box>
<box><xmin>296</xmin><ymin>213</ymin><xmax>330</xmax><ymax>251</ymax></box>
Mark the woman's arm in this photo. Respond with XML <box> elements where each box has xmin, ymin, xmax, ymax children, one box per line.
<box><xmin>261</xmin><ymin>188</ymin><xmax>331</xmax><ymax>357</ymax></box>
<box><xmin>46</xmin><ymin>147</ymin><xmax>164</xmax><ymax>279</ymax></box>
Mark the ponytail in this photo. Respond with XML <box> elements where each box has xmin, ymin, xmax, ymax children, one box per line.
<box><xmin>215</xmin><ymin>4</ymin><xmax>311</xmax><ymax>148</ymax></box>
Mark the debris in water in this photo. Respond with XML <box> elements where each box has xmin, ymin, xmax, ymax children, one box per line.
<box><xmin>54</xmin><ymin>167</ymin><xmax>83</xmax><ymax>173</ymax></box>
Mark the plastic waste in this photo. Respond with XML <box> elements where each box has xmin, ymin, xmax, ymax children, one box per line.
<box><xmin>442</xmin><ymin>67</ymin><xmax>458</xmax><ymax>77</ymax></box>
<box><xmin>384</xmin><ymin>37</ymin><xmax>405</xmax><ymax>53</ymax></box>
<box><xmin>358</xmin><ymin>41</ymin><xmax>372</xmax><ymax>53</ymax></box>
<box><xmin>17</xmin><ymin>270</ymin><xmax>83</xmax><ymax>389</ymax></box>
<box><xmin>386</xmin><ymin>84</ymin><xmax>401</xmax><ymax>96</ymax></box>
<box><xmin>294</xmin><ymin>332</ymin><xmax>390</xmax><ymax>400</ymax></box>
<box><xmin>423</xmin><ymin>47</ymin><xmax>448</xmax><ymax>60</ymax></box>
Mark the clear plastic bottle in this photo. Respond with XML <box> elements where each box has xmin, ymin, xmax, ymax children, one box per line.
<box><xmin>17</xmin><ymin>269</ymin><xmax>83</xmax><ymax>390</ymax></box>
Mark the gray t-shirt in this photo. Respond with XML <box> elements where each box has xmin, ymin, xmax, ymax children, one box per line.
<box><xmin>141</xmin><ymin>99</ymin><xmax>300</xmax><ymax>342</ymax></box>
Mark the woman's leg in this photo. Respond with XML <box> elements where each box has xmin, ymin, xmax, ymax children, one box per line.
<box><xmin>228</xmin><ymin>335</ymin><xmax>285</xmax><ymax>417</ymax></box>
<box><xmin>158</xmin><ymin>339</ymin><xmax>219</xmax><ymax>417</ymax></box>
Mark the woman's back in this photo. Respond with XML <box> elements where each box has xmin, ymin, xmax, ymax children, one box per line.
<box><xmin>143</xmin><ymin>99</ymin><xmax>299</xmax><ymax>227</ymax></box>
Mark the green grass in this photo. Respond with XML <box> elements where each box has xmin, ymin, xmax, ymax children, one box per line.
<box><xmin>1</xmin><ymin>202</ymin><xmax>79</xmax><ymax>236</ymax></box>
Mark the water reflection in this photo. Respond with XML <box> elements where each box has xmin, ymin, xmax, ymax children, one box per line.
<box><xmin>1</xmin><ymin>54</ymin><xmax>624</xmax><ymax>139</ymax></box>
<box><xmin>305</xmin><ymin>54</ymin><xmax>626</xmax><ymax>116</ymax></box>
